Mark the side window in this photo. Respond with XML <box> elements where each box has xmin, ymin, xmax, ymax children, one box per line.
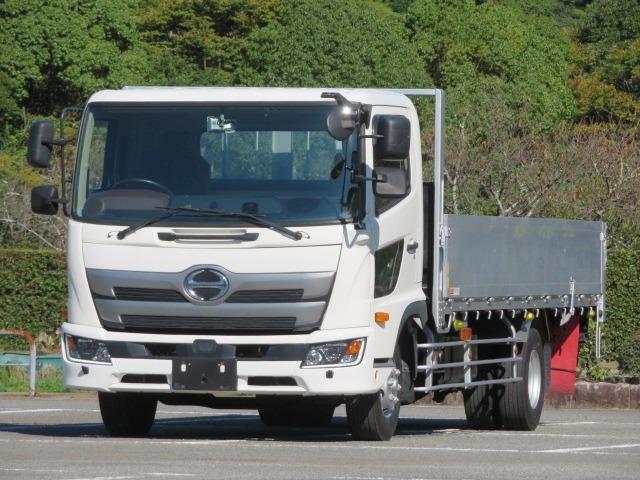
<box><xmin>87</xmin><ymin>120</ymin><xmax>109</xmax><ymax>193</ymax></box>
<box><xmin>374</xmin><ymin>240</ymin><xmax>404</xmax><ymax>298</ymax></box>
<box><xmin>373</xmin><ymin>115</ymin><xmax>410</xmax><ymax>215</ymax></box>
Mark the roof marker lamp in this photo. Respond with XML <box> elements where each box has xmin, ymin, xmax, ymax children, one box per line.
<box><xmin>301</xmin><ymin>338</ymin><xmax>365</xmax><ymax>368</ymax></box>
<box><xmin>65</xmin><ymin>334</ymin><xmax>112</xmax><ymax>364</ymax></box>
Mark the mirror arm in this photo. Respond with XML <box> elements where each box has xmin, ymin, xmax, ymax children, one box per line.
<box><xmin>352</xmin><ymin>172</ymin><xmax>386</xmax><ymax>183</ymax></box>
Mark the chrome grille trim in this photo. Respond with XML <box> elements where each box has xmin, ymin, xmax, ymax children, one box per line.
<box><xmin>106</xmin><ymin>287</ymin><xmax>310</xmax><ymax>304</ymax></box>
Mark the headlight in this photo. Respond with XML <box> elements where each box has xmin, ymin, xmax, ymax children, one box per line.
<box><xmin>65</xmin><ymin>334</ymin><xmax>111</xmax><ymax>364</ymax></box>
<box><xmin>301</xmin><ymin>338</ymin><xmax>365</xmax><ymax>368</ymax></box>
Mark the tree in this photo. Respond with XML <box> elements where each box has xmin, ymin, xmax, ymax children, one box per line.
<box><xmin>0</xmin><ymin>0</ymin><xmax>150</xmax><ymax>115</ymax></box>
<box><xmin>407</xmin><ymin>0</ymin><xmax>576</xmax><ymax>133</ymax></box>
<box><xmin>571</xmin><ymin>0</ymin><xmax>640</xmax><ymax>123</ymax></box>
<box><xmin>237</xmin><ymin>0</ymin><xmax>430</xmax><ymax>89</ymax></box>
<box><xmin>135</xmin><ymin>0</ymin><xmax>280</xmax><ymax>86</ymax></box>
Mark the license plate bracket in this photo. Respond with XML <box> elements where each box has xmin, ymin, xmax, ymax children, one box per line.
<box><xmin>172</xmin><ymin>357</ymin><xmax>237</xmax><ymax>391</ymax></box>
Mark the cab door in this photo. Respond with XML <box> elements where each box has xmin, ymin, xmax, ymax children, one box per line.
<box><xmin>368</xmin><ymin>105</ymin><xmax>424</xmax><ymax>358</ymax></box>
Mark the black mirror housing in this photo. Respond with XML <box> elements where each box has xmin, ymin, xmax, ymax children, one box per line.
<box><xmin>325</xmin><ymin>109</ymin><xmax>355</xmax><ymax>140</ymax></box>
<box><xmin>374</xmin><ymin>166</ymin><xmax>409</xmax><ymax>198</ymax></box>
<box><xmin>374</xmin><ymin>115</ymin><xmax>410</xmax><ymax>159</ymax></box>
<box><xmin>31</xmin><ymin>185</ymin><xmax>59</xmax><ymax>215</ymax></box>
<box><xmin>27</xmin><ymin>120</ymin><xmax>54</xmax><ymax>168</ymax></box>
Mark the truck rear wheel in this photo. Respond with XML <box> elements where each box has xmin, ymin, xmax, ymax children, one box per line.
<box><xmin>258</xmin><ymin>404</ymin><xmax>335</xmax><ymax>427</ymax></box>
<box><xmin>98</xmin><ymin>392</ymin><xmax>157</xmax><ymax>437</ymax></box>
<box><xmin>463</xmin><ymin>367</ymin><xmax>501</xmax><ymax>429</ymax></box>
<box><xmin>347</xmin><ymin>352</ymin><xmax>402</xmax><ymax>441</ymax></box>
<box><xmin>498</xmin><ymin>327</ymin><xmax>545</xmax><ymax>430</ymax></box>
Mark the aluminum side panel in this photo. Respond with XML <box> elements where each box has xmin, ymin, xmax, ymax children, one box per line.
<box><xmin>443</xmin><ymin>214</ymin><xmax>604</xmax><ymax>299</ymax></box>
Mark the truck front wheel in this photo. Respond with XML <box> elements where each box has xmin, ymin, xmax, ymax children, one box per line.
<box><xmin>347</xmin><ymin>360</ymin><xmax>402</xmax><ymax>441</ymax></box>
<box><xmin>98</xmin><ymin>392</ymin><xmax>157</xmax><ymax>437</ymax></box>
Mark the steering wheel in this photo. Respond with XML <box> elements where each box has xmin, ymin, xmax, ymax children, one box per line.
<box><xmin>112</xmin><ymin>178</ymin><xmax>173</xmax><ymax>196</ymax></box>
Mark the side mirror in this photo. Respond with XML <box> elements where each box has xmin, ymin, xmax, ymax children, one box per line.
<box><xmin>31</xmin><ymin>185</ymin><xmax>59</xmax><ymax>215</ymax></box>
<box><xmin>326</xmin><ymin>109</ymin><xmax>355</xmax><ymax>140</ymax></box>
<box><xmin>27</xmin><ymin>120</ymin><xmax>54</xmax><ymax>168</ymax></box>
<box><xmin>374</xmin><ymin>115</ymin><xmax>410</xmax><ymax>159</ymax></box>
<box><xmin>374</xmin><ymin>166</ymin><xmax>409</xmax><ymax>198</ymax></box>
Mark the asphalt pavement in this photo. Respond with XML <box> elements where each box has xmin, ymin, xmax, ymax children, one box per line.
<box><xmin>0</xmin><ymin>393</ymin><xmax>638</xmax><ymax>480</ymax></box>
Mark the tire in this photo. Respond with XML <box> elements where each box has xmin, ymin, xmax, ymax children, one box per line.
<box><xmin>258</xmin><ymin>403</ymin><xmax>335</xmax><ymax>427</ymax></box>
<box><xmin>463</xmin><ymin>366</ymin><xmax>501</xmax><ymax>430</ymax></box>
<box><xmin>346</xmin><ymin>350</ymin><xmax>402</xmax><ymax>441</ymax></box>
<box><xmin>498</xmin><ymin>327</ymin><xmax>545</xmax><ymax>430</ymax></box>
<box><xmin>99</xmin><ymin>392</ymin><xmax>157</xmax><ymax>437</ymax></box>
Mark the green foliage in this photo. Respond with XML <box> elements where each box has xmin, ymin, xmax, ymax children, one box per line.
<box><xmin>407</xmin><ymin>0</ymin><xmax>575</xmax><ymax>133</ymax></box>
<box><xmin>0</xmin><ymin>250</ymin><xmax>66</xmax><ymax>349</ymax></box>
<box><xmin>570</xmin><ymin>0</ymin><xmax>640</xmax><ymax>122</ymax></box>
<box><xmin>136</xmin><ymin>0</ymin><xmax>280</xmax><ymax>85</ymax></box>
<box><xmin>0</xmin><ymin>0</ymin><xmax>150</xmax><ymax>114</ymax></box>
<box><xmin>238</xmin><ymin>0</ymin><xmax>430</xmax><ymax>88</ymax></box>
<box><xmin>604</xmin><ymin>246</ymin><xmax>640</xmax><ymax>374</ymax></box>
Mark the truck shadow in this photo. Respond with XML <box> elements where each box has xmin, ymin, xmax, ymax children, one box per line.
<box><xmin>0</xmin><ymin>415</ymin><xmax>470</xmax><ymax>442</ymax></box>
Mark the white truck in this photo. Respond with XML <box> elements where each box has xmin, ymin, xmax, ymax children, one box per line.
<box><xmin>26</xmin><ymin>87</ymin><xmax>606</xmax><ymax>440</ymax></box>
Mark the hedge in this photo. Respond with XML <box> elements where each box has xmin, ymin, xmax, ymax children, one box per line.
<box><xmin>0</xmin><ymin>249</ymin><xmax>66</xmax><ymax>351</ymax></box>
<box><xmin>603</xmin><ymin>247</ymin><xmax>640</xmax><ymax>374</ymax></box>
<box><xmin>0</xmin><ymin>247</ymin><xmax>638</xmax><ymax>373</ymax></box>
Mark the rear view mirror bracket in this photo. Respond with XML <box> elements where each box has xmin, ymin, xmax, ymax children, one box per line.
<box><xmin>26</xmin><ymin>107</ymin><xmax>82</xmax><ymax>217</ymax></box>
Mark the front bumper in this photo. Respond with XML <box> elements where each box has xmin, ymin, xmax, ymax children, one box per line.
<box><xmin>61</xmin><ymin>322</ymin><xmax>389</xmax><ymax>396</ymax></box>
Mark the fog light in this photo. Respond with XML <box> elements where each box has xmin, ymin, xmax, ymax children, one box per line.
<box><xmin>301</xmin><ymin>338</ymin><xmax>366</xmax><ymax>368</ymax></box>
<box><xmin>65</xmin><ymin>334</ymin><xmax>111</xmax><ymax>364</ymax></box>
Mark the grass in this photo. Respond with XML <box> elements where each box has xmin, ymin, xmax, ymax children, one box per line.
<box><xmin>0</xmin><ymin>366</ymin><xmax>68</xmax><ymax>392</ymax></box>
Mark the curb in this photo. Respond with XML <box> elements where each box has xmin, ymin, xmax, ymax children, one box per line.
<box><xmin>414</xmin><ymin>382</ymin><xmax>640</xmax><ymax>409</ymax></box>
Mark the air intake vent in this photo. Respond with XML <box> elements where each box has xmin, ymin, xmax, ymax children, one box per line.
<box><xmin>118</xmin><ymin>315</ymin><xmax>297</xmax><ymax>334</ymax></box>
<box><xmin>113</xmin><ymin>287</ymin><xmax>187</xmax><ymax>302</ymax></box>
<box><xmin>121</xmin><ymin>374</ymin><xmax>167</xmax><ymax>384</ymax></box>
<box><xmin>247</xmin><ymin>377</ymin><xmax>298</xmax><ymax>386</ymax></box>
<box><xmin>226</xmin><ymin>289</ymin><xmax>304</xmax><ymax>303</ymax></box>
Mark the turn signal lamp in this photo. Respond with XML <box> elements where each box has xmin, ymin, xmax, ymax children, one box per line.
<box><xmin>460</xmin><ymin>327</ymin><xmax>473</xmax><ymax>341</ymax></box>
<box><xmin>375</xmin><ymin>312</ymin><xmax>390</xmax><ymax>324</ymax></box>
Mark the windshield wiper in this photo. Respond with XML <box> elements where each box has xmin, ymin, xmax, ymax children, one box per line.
<box><xmin>117</xmin><ymin>206</ymin><xmax>304</xmax><ymax>241</ymax></box>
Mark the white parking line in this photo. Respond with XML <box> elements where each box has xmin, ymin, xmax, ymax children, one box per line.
<box><xmin>539</xmin><ymin>443</ymin><xmax>640</xmax><ymax>453</ymax></box>
<box><xmin>0</xmin><ymin>408</ymin><xmax>98</xmax><ymax>415</ymax></box>
<box><xmin>63</xmin><ymin>475</ymin><xmax>194</xmax><ymax>480</ymax></box>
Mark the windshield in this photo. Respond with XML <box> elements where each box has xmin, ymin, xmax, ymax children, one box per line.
<box><xmin>73</xmin><ymin>104</ymin><xmax>358</xmax><ymax>226</ymax></box>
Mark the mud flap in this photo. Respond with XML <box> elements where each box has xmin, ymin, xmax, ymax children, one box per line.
<box><xmin>549</xmin><ymin>316</ymin><xmax>580</xmax><ymax>395</ymax></box>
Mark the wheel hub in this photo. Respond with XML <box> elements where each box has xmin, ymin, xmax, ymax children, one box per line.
<box><xmin>528</xmin><ymin>349</ymin><xmax>542</xmax><ymax>409</ymax></box>
<box><xmin>380</xmin><ymin>368</ymin><xmax>401</xmax><ymax>417</ymax></box>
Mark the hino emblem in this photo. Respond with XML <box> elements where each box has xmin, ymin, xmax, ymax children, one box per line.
<box><xmin>183</xmin><ymin>268</ymin><xmax>229</xmax><ymax>302</ymax></box>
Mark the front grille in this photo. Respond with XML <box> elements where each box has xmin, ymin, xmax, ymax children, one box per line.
<box><xmin>118</xmin><ymin>315</ymin><xmax>297</xmax><ymax>334</ymax></box>
<box><xmin>226</xmin><ymin>289</ymin><xmax>304</xmax><ymax>303</ymax></box>
<box><xmin>107</xmin><ymin>287</ymin><xmax>306</xmax><ymax>303</ymax></box>
<box><xmin>113</xmin><ymin>287</ymin><xmax>187</xmax><ymax>302</ymax></box>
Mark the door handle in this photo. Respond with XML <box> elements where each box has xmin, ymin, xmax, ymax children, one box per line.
<box><xmin>407</xmin><ymin>240</ymin><xmax>419</xmax><ymax>253</ymax></box>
